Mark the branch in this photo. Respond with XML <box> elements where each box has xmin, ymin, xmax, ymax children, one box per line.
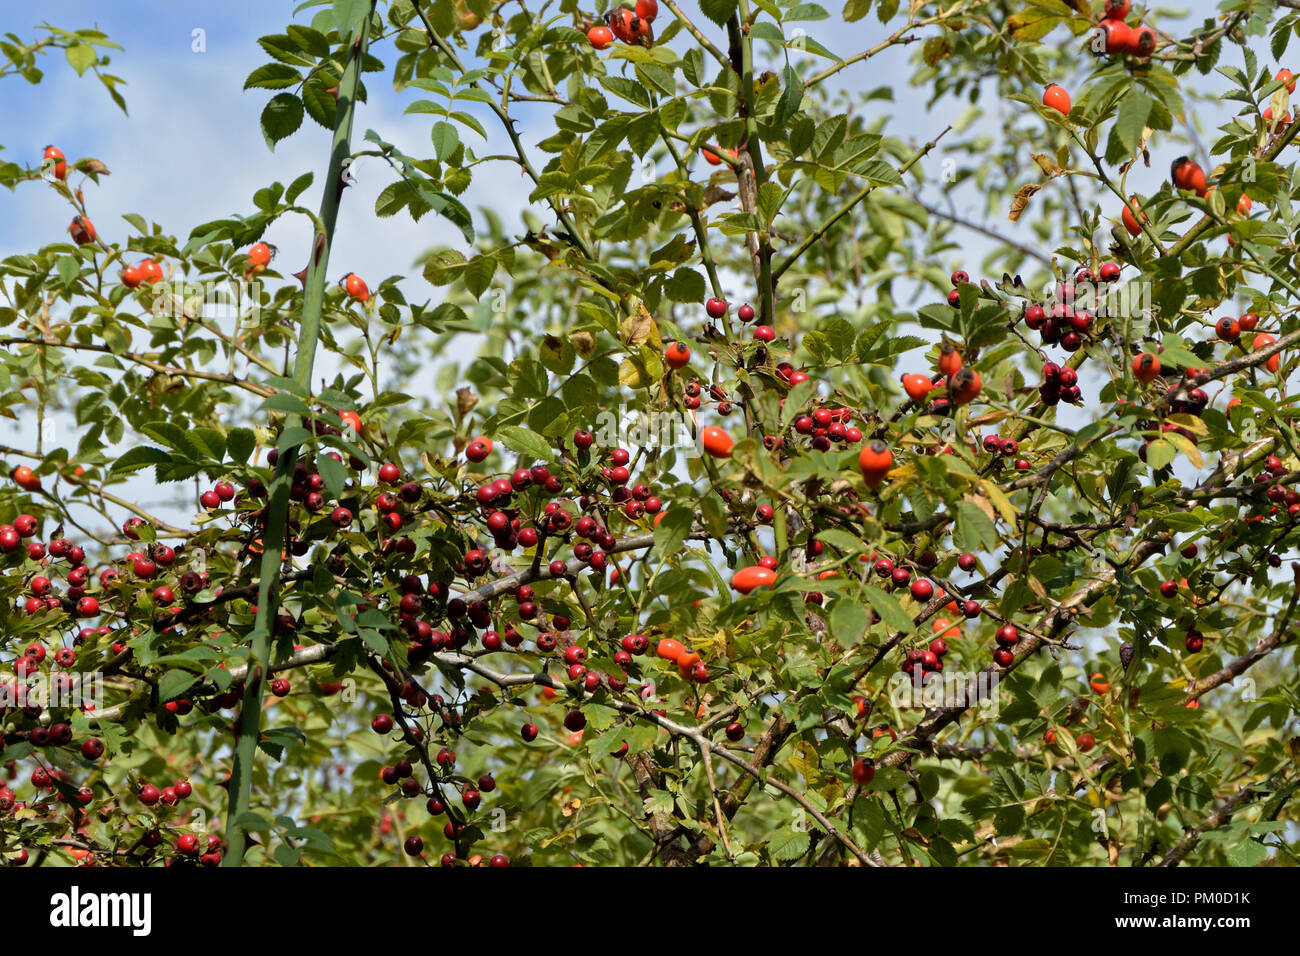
<box><xmin>774</xmin><ymin>127</ymin><xmax>950</xmax><ymax>282</ymax></box>
<box><xmin>224</xmin><ymin>3</ymin><xmax>375</xmax><ymax>868</ymax></box>
<box><xmin>1157</xmin><ymin>774</ymin><xmax>1288</xmax><ymax>867</ymax></box>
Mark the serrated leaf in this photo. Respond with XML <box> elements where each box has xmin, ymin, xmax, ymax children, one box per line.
<box><xmin>497</xmin><ymin>425</ymin><xmax>553</xmax><ymax>463</ymax></box>
<box><xmin>770</xmin><ymin>828</ymin><xmax>811</xmax><ymax>860</ymax></box>
<box><xmin>431</xmin><ymin>121</ymin><xmax>460</xmax><ymax>162</ymax></box>
<box><xmin>158</xmin><ymin>670</ymin><xmax>198</xmax><ymax>703</ymax></box>
<box><xmin>831</xmin><ymin>599</ymin><xmax>869</xmax><ymax>644</ymax></box>
<box><xmin>317</xmin><ymin>451</ymin><xmax>347</xmax><ymax>498</ymax></box>
<box><xmin>261</xmin><ymin>93</ymin><xmax>304</xmax><ymax>148</ymax></box>
<box><xmin>65</xmin><ymin>44</ymin><xmax>96</xmax><ymax>76</ymax></box>
<box><xmin>653</xmin><ymin>505</ymin><xmax>693</xmax><ymax>558</ymax></box>
<box><xmin>110</xmin><ymin>446</ymin><xmax>172</xmax><ymax>475</ymax></box>
<box><xmin>699</xmin><ymin>0</ymin><xmax>738</xmax><ymax>24</ymax></box>
<box><xmin>843</xmin><ymin>0</ymin><xmax>871</xmax><ymax>21</ymax></box>
<box><xmin>227</xmin><ymin>427</ymin><xmax>256</xmax><ymax>464</ymax></box>
<box><xmin>244</xmin><ymin>63</ymin><xmax>302</xmax><ymax>90</ymax></box>
<box><xmin>863</xmin><ymin>585</ymin><xmax>913</xmax><ymax>633</ymax></box>
<box><xmin>956</xmin><ymin>499</ymin><xmax>999</xmax><ymax>551</ymax></box>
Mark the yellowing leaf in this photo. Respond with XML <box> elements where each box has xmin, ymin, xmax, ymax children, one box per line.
<box><xmin>789</xmin><ymin>740</ymin><xmax>821</xmax><ymax>784</ymax></box>
<box><xmin>1032</xmin><ymin>153</ymin><xmax>1066</xmax><ymax>177</ymax></box>
<box><xmin>1167</xmin><ymin>413</ymin><xmax>1208</xmax><ymax>436</ymax></box>
<box><xmin>1008</xmin><ymin>12</ymin><xmax>1060</xmax><ymax>41</ymax></box>
<box><xmin>963</xmin><ymin>492</ymin><xmax>998</xmax><ymax>524</ymax></box>
<box><xmin>618</xmin><ymin>354</ymin><xmax>659</xmax><ymax>389</ymax></box>
<box><xmin>621</xmin><ymin>304</ymin><xmax>660</xmax><ymax>348</ymax></box>
<box><xmin>980</xmin><ymin>479</ymin><xmax>1019</xmax><ymax>533</ymax></box>
<box><xmin>1163</xmin><ymin>431</ymin><xmax>1204</xmax><ymax>468</ymax></box>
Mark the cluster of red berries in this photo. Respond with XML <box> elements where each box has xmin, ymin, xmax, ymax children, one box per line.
<box><xmin>1022</xmin><ymin>263</ymin><xmax>1122</xmax><ymax>355</ymax></box>
<box><xmin>1094</xmin><ymin>0</ymin><xmax>1156</xmax><ymax>57</ymax></box>
<box><xmin>704</xmin><ymin>296</ymin><xmax>763</xmax><ymax>336</ymax></box>
<box><xmin>791</xmin><ymin>405</ymin><xmax>865</xmax><ymax>451</ymax></box>
<box><xmin>586</xmin><ymin>0</ymin><xmax>657</xmax><ymax>49</ymax></box>
<box><xmin>680</xmin><ymin>379</ymin><xmax>739</xmax><ymax>415</ymax></box>
<box><xmin>981</xmin><ymin>434</ymin><xmax>1030</xmax><ymax>471</ymax></box>
<box><xmin>119</xmin><ymin>259</ymin><xmax>164</xmax><ymax>288</ymax></box>
<box><xmin>1249</xmin><ymin>455</ymin><xmax>1300</xmax><ymax>519</ymax></box>
<box><xmin>1038</xmin><ymin>361</ymin><xmax>1082</xmax><ymax>407</ymax></box>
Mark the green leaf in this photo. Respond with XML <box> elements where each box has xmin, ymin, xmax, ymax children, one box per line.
<box><xmin>1145</xmin><ymin>438</ymin><xmax>1176</xmax><ymax>470</ymax></box>
<box><xmin>700</xmin><ymin>0</ymin><xmax>738</xmax><ymax>25</ymax></box>
<box><xmin>333</xmin><ymin>0</ymin><xmax>371</xmax><ymax>33</ymax></box>
<box><xmin>769</xmin><ymin>828</ymin><xmax>811</xmax><ymax>861</ymax></box>
<box><xmin>244</xmin><ymin>63</ymin><xmax>302</xmax><ymax>90</ymax></box>
<box><xmin>357</xmin><ymin>627</ymin><xmax>389</xmax><ymax>656</ymax></box>
<box><xmin>956</xmin><ymin>501</ymin><xmax>999</xmax><ymax>552</ymax></box>
<box><xmin>158</xmin><ymin>670</ymin><xmax>199</xmax><ymax>703</ymax></box>
<box><xmin>497</xmin><ymin>425</ymin><xmax>553</xmax><ymax>463</ymax></box>
<box><xmin>830</xmin><ymin>599</ymin><xmax>869</xmax><ymax>644</ymax></box>
<box><xmin>1106</xmin><ymin>91</ymin><xmax>1150</xmax><ymax>164</ymax></box>
<box><xmin>462</xmin><ymin>254</ymin><xmax>495</xmax><ymax>299</ymax></box>
<box><xmin>302</xmin><ymin>80</ymin><xmax>338</xmax><ymax>128</ymax></box>
<box><xmin>227</xmin><ymin>427</ymin><xmax>256</xmax><ymax>465</ymax></box>
<box><xmin>863</xmin><ymin>585</ymin><xmax>913</xmax><ymax>633</ymax></box>
<box><xmin>56</xmin><ymin>256</ymin><xmax>80</xmax><ymax>287</ymax></box>
<box><xmin>431</xmin><ymin>121</ymin><xmax>460</xmax><ymax>162</ymax></box>
<box><xmin>286</xmin><ymin>24</ymin><xmax>330</xmax><ymax>58</ymax></box>
<box><xmin>317</xmin><ymin>451</ymin><xmax>348</xmax><ymax>498</ymax></box>
<box><xmin>653</xmin><ymin>505</ymin><xmax>694</xmax><ymax>558</ymax></box>
<box><xmin>236</xmin><ymin>810</ymin><xmax>274</xmax><ymax>833</ymax></box>
<box><xmin>261</xmin><ymin>392</ymin><xmax>312</xmax><ymax>417</ymax></box>
<box><xmin>843</xmin><ymin>0</ymin><xmax>872</xmax><ymax>21</ymax></box>
<box><xmin>261</xmin><ymin>93</ymin><xmax>304</xmax><ymax>149</ymax></box>
<box><xmin>65</xmin><ymin>44</ymin><xmax>96</xmax><ymax>76</ymax></box>
<box><xmin>110</xmin><ymin>446</ymin><xmax>173</xmax><ymax>475</ymax></box>
<box><xmin>775</xmin><ymin>65</ymin><xmax>804</xmax><ymax>125</ymax></box>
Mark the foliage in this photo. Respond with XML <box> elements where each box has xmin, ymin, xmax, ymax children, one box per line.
<box><xmin>1</xmin><ymin>0</ymin><xmax>1299</xmax><ymax>867</ymax></box>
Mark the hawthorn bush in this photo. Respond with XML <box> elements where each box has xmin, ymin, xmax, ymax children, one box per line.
<box><xmin>2</xmin><ymin>0</ymin><xmax>1300</xmax><ymax>868</ymax></box>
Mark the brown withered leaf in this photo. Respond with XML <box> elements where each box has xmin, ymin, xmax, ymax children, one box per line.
<box><xmin>1007</xmin><ymin>183</ymin><xmax>1042</xmax><ymax>223</ymax></box>
<box><xmin>570</xmin><ymin>330</ymin><xmax>596</xmax><ymax>357</ymax></box>
<box><xmin>1119</xmin><ymin>128</ymin><xmax>1155</xmax><ymax>175</ymax></box>
<box><xmin>75</xmin><ymin>159</ymin><xmax>111</xmax><ymax>182</ymax></box>
<box><xmin>701</xmin><ymin>184</ymin><xmax>735</xmax><ymax>208</ymax></box>
<box><xmin>455</xmin><ymin>387</ymin><xmax>478</xmax><ymax>422</ymax></box>
<box><xmin>1031</xmin><ymin>153</ymin><xmax>1066</xmax><ymax>177</ymax></box>
<box><xmin>621</xmin><ymin>304</ymin><xmax>660</xmax><ymax>349</ymax></box>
